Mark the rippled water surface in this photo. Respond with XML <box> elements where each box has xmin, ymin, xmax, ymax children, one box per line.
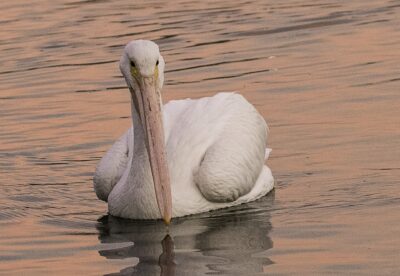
<box><xmin>1</xmin><ymin>0</ymin><xmax>399</xmax><ymax>275</ymax></box>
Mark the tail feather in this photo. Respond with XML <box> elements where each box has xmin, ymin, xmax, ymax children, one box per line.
<box><xmin>265</xmin><ymin>148</ymin><xmax>272</xmax><ymax>160</ymax></box>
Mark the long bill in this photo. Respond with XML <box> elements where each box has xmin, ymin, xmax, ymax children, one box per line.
<box><xmin>137</xmin><ymin>76</ymin><xmax>172</xmax><ymax>224</ymax></box>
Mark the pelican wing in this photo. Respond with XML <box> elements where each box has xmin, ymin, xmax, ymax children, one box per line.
<box><xmin>192</xmin><ymin>93</ymin><xmax>269</xmax><ymax>203</ymax></box>
<box><xmin>94</xmin><ymin>128</ymin><xmax>133</xmax><ymax>202</ymax></box>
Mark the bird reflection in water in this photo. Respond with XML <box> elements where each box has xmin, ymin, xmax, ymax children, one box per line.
<box><xmin>96</xmin><ymin>191</ymin><xmax>275</xmax><ymax>276</ymax></box>
<box><xmin>159</xmin><ymin>235</ymin><xmax>176</xmax><ymax>276</ymax></box>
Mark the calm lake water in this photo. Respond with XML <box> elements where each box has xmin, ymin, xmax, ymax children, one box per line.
<box><xmin>1</xmin><ymin>0</ymin><xmax>399</xmax><ymax>275</ymax></box>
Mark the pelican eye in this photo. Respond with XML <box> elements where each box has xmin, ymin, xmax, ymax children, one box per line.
<box><xmin>130</xmin><ymin>60</ymin><xmax>135</xmax><ymax>67</ymax></box>
<box><xmin>156</xmin><ymin>60</ymin><xmax>159</xmax><ymax>66</ymax></box>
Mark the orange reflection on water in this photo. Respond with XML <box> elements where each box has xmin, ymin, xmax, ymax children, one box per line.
<box><xmin>0</xmin><ymin>0</ymin><xmax>399</xmax><ymax>275</ymax></box>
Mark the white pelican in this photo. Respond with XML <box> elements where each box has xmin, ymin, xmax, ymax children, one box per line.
<box><xmin>94</xmin><ymin>40</ymin><xmax>274</xmax><ymax>223</ymax></box>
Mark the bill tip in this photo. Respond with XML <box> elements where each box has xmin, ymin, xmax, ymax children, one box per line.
<box><xmin>163</xmin><ymin>216</ymin><xmax>171</xmax><ymax>225</ymax></box>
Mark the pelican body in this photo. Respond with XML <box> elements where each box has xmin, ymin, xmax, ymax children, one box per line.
<box><xmin>94</xmin><ymin>40</ymin><xmax>274</xmax><ymax>222</ymax></box>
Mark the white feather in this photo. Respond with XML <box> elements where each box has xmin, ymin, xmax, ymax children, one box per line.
<box><xmin>94</xmin><ymin>92</ymin><xmax>274</xmax><ymax>219</ymax></box>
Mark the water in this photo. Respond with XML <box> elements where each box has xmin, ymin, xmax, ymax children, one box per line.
<box><xmin>1</xmin><ymin>0</ymin><xmax>399</xmax><ymax>275</ymax></box>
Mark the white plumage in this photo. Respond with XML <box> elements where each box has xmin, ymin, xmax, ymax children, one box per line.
<box><xmin>94</xmin><ymin>40</ymin><xmax>274</xmax><ymax>220</ymax></box>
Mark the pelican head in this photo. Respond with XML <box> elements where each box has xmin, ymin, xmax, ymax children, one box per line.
<box><xmin>119</xmin><ymin>40</ymin><xmax>171</xmax><ymax>224</ymax></box>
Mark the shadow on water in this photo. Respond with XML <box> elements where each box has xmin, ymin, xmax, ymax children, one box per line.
<box><xmin>96</xmin><ymin>191</ymin><xmax>275</xmax><ymax>276</ymax></box>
